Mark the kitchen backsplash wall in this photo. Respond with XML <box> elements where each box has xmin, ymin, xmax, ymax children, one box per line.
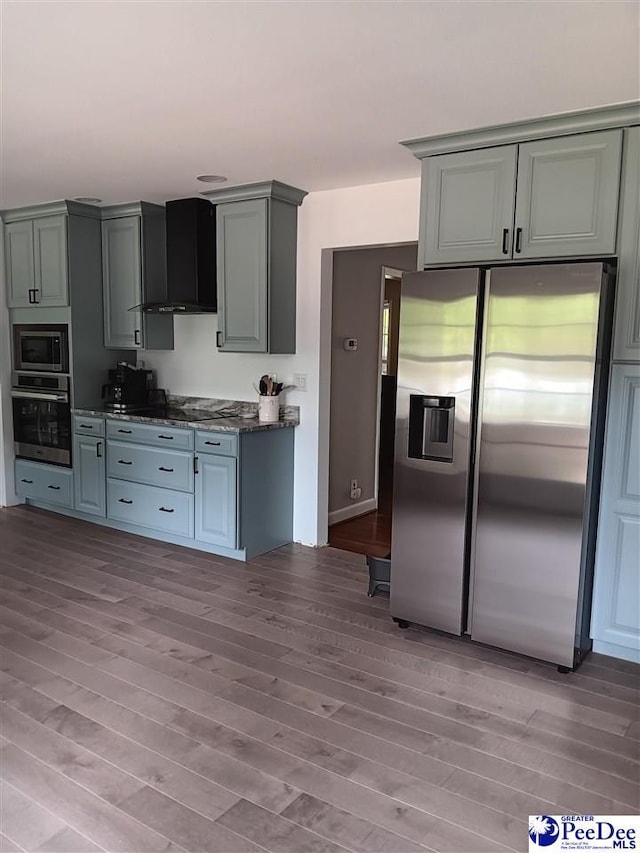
<box><xmin>141</xmin><ymin>314</ymin><xmax>300</xmax><ymax>403</ymax></box>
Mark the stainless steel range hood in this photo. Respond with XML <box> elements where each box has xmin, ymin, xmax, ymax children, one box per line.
<box><xmin>141</xmin><ymin>197</ymin><xmax>217</xmax><ymax>314</ymax></box>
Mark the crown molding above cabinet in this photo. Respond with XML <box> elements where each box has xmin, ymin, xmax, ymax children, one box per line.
<box><xmin>401</xmin><ymin>101</ymin><xmax>640</xmax><ymax>157</ymax></box>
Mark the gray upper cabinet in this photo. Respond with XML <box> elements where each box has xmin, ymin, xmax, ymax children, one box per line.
<box><xmin>404</xmin><ymin>107</ymin><xmax>638</xmax><ymax>268</ymax></box>
<box><xmin>102</xmin><ymin>215</ymin><xmax>143</xmax><ymax>349</ymax></box>
<box><xmin>208</xmin><ymin>181</ymin><xmax>307</xmax><ymax>354</ymax></box>
<box><xmin>5</xmin><ymin>214</ymin><xmax>68</xmax><ymax>307</ymax></box>
<box><xmin>421</xmin><ymin>146</ymin><xmax>517</xmax><ymax>265</ymax></box>
<box><xmin>613</xmin><ymin>126</ymin><xmax>640</xmax><ymax>362</ymax></box>
<box><xmin>514</xmin><ymin>130</ymin><xmax>622</xmax><ymax>259</ymax></box>
<box><xmin>101</xmin><ymin>203</ymin><xmax>173</xmax><ymax>351</ymax></box>
<box><xmin>217</xmin><ymin>199</ymin><xmax>268</xmax><ymax>351</ymax></box>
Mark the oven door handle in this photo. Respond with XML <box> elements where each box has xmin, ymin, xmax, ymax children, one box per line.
<box><xmin>10</xmin><ymin>390</ymin><xmax>69</xmax><ymax>402</ymax></box>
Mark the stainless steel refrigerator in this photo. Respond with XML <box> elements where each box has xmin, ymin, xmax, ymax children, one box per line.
<box><xmin>390</xmin><ymin>262</ymin><xmax>614</xmax><ymax>669</ymax></box>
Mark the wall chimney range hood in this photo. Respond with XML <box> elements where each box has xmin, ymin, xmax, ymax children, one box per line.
<box><xmin>141</xmin><ymin>197</ymin><xmax>217</xmax><ymax>313</ymax></box>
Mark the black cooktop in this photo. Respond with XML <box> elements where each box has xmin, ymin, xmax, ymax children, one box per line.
<box><xmin>102</xmin><ymin>405</ymin><xmax>236</xmax><ymax>421</ymax></box>
<box><xmin>145</xmin><ymin>407</ymin><xmax>236</xmax><ymax>422</ymax></box>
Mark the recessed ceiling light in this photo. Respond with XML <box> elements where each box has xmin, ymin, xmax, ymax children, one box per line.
<box><xmin>196</xmin><ymin>175</ymin><xmax>227</xmax><ymax>184</ymax></box>
<box><xmin>74</xmin><ymin>196</ymin><xmax>102</xmax><ymax>203</ymax></box>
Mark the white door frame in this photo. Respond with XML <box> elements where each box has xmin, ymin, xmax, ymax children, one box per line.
<box><xmin>373</xmin><ymin>267</ymin><xmax>404</xmax><ymax>506</ymax></box>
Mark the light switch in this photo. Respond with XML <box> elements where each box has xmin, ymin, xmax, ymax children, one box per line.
<box><xmin>343</xmin><ymin>338</ymin><xmax>358</xmax><ymax>351</ymax></box>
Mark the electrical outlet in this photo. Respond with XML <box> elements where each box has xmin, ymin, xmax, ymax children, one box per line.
<box><xmin>294</xmin><ymin>373</ymin><xmax>307</xmax><ymax>392</ymax></box>
<box><xmin>349</xmin><ymin>479</ymin><xmax>360</xmax><ymax>500</ymax></box>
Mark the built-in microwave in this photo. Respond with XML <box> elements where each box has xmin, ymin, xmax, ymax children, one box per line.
<box><xmin>13</xmin><ymin>324</ymin><xmax>69</xmax><ymax>373</ymax></box>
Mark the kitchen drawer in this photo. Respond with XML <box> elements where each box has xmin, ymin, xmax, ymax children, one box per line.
<box><xmin>106</xmin><ymin>441</ymin><xmax>194</xmax><ymax>492</ymax></box>
<box><xmin>15</xmin><ymin>459</ymin><xmax>73</xmax><ymax>508</ymax></box>
<box><xmin>106</xmin><ymin>419</ymin><xmax>194</xmax><ymax>450</ymax></box>
<box><xmin>195</xmin><ymin>430</ymin><xmax>238</xmax><ymax>457</ymax></box>
<box><xmin>73</xmin><ymin>415</ymin><xmax>105</xmax><ymax>436</ymax></box>
<box><xmin>107</xmin><ymin>478</ymin><xmax>194</xmax><ymax>537</ymax></box>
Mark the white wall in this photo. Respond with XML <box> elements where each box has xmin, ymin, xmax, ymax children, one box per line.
<box><xmin>143</xmin><ymin>176</ymin><xmax>420</xmax><ymax>545</ymax></box>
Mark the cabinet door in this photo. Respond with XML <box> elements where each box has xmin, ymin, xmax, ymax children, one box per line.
<box><xmin>195</xmin><ymin>455</ymin><xmax>237</xmax><ymax>548</ymax></box>
<box><xmin>73</xmin><ymin>434</ymin><xmax>106</xmax><ymax>516</ymax></box>
<box><xmin>5</xmin><ymin>220</ymin><xmax>35</xmax><ymax>307</ymax></box>
<box><xmin>102</xmin><ymin>216</ymin><xmax>144</xmax><ymax>349</ymax></box>
<box><xmin>613</xmin><ymin>127</ymin><xmax>640</xmax><ymax>362</ymax></box>
<box><xmin>217</xmin><ymin>199</ymin><xmax>268</xmax><ymax>351</ymax></box>
<box><xmin>420</xmin><ymin>146</ymin><xmax>517</xmax><ymax>265</ymax></box>
<box><xmin>33</xmin><ymin>216</ymin><xmax>68</xmax><ymax>306</ymax></box>
<box><xmin>591</xmin><ymin>364</ymin><xmax>640</xmax><ymax>663</ymax></box>
<box><xmin>514</xmin><ymin>130</ymin><xmax>622</xmax><ymax>259</ymax></box>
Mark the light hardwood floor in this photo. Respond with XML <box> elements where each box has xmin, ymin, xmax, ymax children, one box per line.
<box><xmin>0</xmin><ymin>505</ymin><xmax>638</xmax><ymax>853</ymax></box>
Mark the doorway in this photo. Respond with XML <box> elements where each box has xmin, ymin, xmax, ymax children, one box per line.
<box><xmin>327</xmin><ymin>245</ymin><xmax>416</xmax><ymax>557</ymax></box>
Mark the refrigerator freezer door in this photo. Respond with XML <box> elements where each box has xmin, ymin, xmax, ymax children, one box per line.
<box><xmin>471</xmin><ymin>262</ymin><xmax>603</xmax><ymax>667</ymax></box>
<box><xmin>391</xmin><ymin>268</ymin><xmax>481</xmax><ymax>634</ymax></box>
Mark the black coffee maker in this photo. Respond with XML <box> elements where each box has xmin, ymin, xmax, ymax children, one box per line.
<box><xmin>101</xmin><ymin>362</ymin><xmax>153</xmax><ymax>412</ymax></box>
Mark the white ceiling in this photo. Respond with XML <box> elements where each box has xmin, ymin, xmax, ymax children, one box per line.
<box><xmin>2</xmin><ymin>0</ymin><xmax>639</xmax><ymax>209</ymax></box>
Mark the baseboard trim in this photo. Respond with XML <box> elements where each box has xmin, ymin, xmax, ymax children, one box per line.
<box><xmin>329</xmin><ymin>498</ymin><xmax>377</xmax><ymax>526</ymax></box>
<box><xmin>592</xmin><ymin>639</ymin><xmax>640</xmax><ymax>664</ymax></box>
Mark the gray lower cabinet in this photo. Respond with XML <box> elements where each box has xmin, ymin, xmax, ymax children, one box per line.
<box><xmin>417</xmin><ymin>128</ymin><xmax>623</xmax><ymax>267</ymax></box>
<box><xmin>73</xmin><ymin>434</ymin><xmax>106</xmax><ymax>517</ymax></box>
<box><xmin>591</xmin><ymin>364</ymin><xmax>640</xmax><ymax>663</ymax></box>
<box><xmin>613</xmin><ymin>126</ymin><xmax>640</xmax><ymax>362</ymax></box>
<box><xmin>195</xmin><ymin>453</ymin><xmax>237</xmax><ymax>549</ymax></box>
<box><xmin>15</xmin><ymin>459</ymin><xmax>73</xmax><ymax>508</ymax></box>
<box><xmin>19</xmin><ymin>414</ymin><xmax>294</xmax><ymax>560</ymax></box>
<box><xmin>5</xmin><ymin>214</ymin><xmax>68</xmax><ymax>307</ymax></box>
<box><xmin>101</xmin><ymin>203</ymin><xmax>173</xmax><ymax>350</ymax></box>
<box><xmin>420</xmin><ymin>145</ymin><xmax>517</xmax><ymax>265</ymax></box>
<box><xmin>107</xmin><ymin>479</ymin><xmax>194</xmax><ymax>537</ymax></box>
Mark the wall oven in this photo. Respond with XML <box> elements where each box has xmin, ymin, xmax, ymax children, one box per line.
<box><xmin>13</xmin><ymin>324</ymin><xmax>69</xmax><ymax>373</ymax></box>
<box><xmin>11</xmin><ymin>373</ymin><xmax>72</xmax><ymax>467</ymax></box>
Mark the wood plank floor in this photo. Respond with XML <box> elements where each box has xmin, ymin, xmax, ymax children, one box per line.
<box><xmin>1</xmin><ymin>505</ymin><xmax>638</xmax><ymax>853</ymax></box>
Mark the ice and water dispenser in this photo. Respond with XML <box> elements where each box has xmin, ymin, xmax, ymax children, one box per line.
<box><xmin>408</xmin><ymin>395</ymin><xmax>455</xmax><ymax>462</ymax></box>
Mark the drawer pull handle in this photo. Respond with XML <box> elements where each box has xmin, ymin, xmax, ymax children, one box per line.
<box><xmin>159</xmin><ymin>506</ymin><xmax>174</xmax><ymax>513</ymax></box>
<box><xmin>515</xmin><ymin>227</ymin><xmax>523</xmax><ymax>254</ymax></box>
<box><xmin>79</xmin><ymin>424</ymin><xmax>93</xmax><ymax>429</ymax></box>
<box><xmin>117</xmin><ymin>460</ymin><xmax>133</xmax><ymax>465</ymax></box>
<box><xmin>96</xmin><ymin>442</ymin><xmax>102</xmax><ymax>458</ymax></box>
<box><xmin>204</xmin><ymin>441</ymin><xmax>221</xmax><ymax>446</ymax></box>
<box><xmin>501</xmin><ymin>228</ymin><xmax>509</xmax><ymax>255</ymax></box>
<box><xmin>21</xmin><ymin>478</ymin><xmax>33</xmax><ymax>484</ymax></box>
<box><xmin>157</xmin><ymin>434</ymin><xmax>174</xmax><ymax>440</ymax></box>
<box><xmin>118</xmin><ymin>429</ymin><xmax>133</xmax><ymax>434</ymax></box>
<box><xmin>158</xmin><ymin>466</ymin><xmax>174</xmax><ymax>472</ymax></box>
<box><xmin>118</xmin><ymin>498</ymin><xmax>133</xmax><ymax>504</ymax></box>
<box><xmin>47</xmin><ymin>485</ymin><xmax>61</xmax><ymax>490</ymax></box>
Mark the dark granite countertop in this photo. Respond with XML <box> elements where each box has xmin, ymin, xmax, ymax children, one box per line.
<box><xmin>72</xmin><ymin>396</ymin><xmax>299</xmax><ymax>434</ymax></box>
